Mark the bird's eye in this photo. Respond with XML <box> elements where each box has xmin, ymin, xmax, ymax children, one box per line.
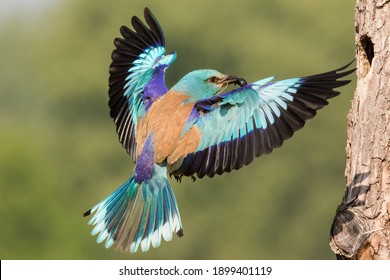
<box><xmin>207</xmin><ymin>76</ymin><xmax>219</xmax><ymax>83</ymax></box>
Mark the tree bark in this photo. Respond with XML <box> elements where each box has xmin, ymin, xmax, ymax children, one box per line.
<box><xmin>329</xmin><ymin>0</ymin><xmax>390</xmax><ymax>260</ymax></box>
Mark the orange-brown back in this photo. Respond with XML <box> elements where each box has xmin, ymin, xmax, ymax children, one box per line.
<box><xmin>136</xmin><ymin>91</ymin><xmax>201</xmax><ymax>167</ymax></box>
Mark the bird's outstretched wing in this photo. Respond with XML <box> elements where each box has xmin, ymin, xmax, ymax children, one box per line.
<box><xmin>109</xmin><ymin>8</ymin><xmax>176</xmax><ymax>160</ymax></box>
<box><xmin>173</xmin><ymin>62</ymin><xmax>355</xmax><ymax>178</ymax></box>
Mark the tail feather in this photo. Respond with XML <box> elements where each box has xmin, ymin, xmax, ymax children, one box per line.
<box><xmin>85</xmin><ymin>170</ymin><xmax>183</xmax><ymax>253</ymax></box>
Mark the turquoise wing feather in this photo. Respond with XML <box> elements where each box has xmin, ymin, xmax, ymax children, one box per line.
<box><xmin>108</xmin><ymin>8</ymin><xmax>176</xmax><ymax>160</ymax></box>
<box><xmin>173</xmin><ymin>62</ymin><xmax>354</xmax><ymax>178</ymax></box>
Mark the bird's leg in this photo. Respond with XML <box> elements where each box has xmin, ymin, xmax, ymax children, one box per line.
<box><xmin>191</xmin><ymin>175</ymin><xmax>197</xmax><ymax>182</ymax></box>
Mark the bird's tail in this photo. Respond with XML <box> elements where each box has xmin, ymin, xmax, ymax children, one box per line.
<box><xmin>83</xmin><ymin>166</ymin><xmax>183</xmax><ymax>253</ymax></box>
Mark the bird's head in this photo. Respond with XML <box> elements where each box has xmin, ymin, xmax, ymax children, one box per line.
<box><xmin>171</xmin><ymin>69</ymin><xmax>247</xmax><ymax>99</ymax></box>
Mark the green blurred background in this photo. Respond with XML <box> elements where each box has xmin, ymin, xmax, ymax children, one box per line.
<box><xmin>0</xmin><ymin>0</ymin><xmax>356</xmax><ymax>259</ymax></box>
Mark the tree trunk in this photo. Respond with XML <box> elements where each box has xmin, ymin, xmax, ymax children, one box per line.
<box><xmin>329</xmin><ymin>0</ymin><xmax>390</xmax><ymax>260</ymax></box>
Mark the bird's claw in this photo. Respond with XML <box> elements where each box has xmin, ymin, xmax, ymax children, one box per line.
<box><xmin>169</xmin><ymin>174</ymin><xmax>196</xmax><ymax>182</ymax></box>
<box><xmin>174</xmin><ymin>174</ymin><xmax>182</xmax><ymax>183</ymax></box>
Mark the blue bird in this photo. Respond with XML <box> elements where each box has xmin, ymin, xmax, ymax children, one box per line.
<box><xmin>84</xmin><ymin>8</ymin><xmax>354</xmax><ymax>253</ymax></box>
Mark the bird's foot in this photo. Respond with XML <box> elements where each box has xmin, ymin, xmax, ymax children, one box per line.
<box><xmin>174</xmin><ymin>174</ymin><xmax>182</xmax><ymax>183</ymax></box>
<box><xmin>169</xmin><ymin>174</ymin><xmax>196</xmax><ymax>183</ymax></box>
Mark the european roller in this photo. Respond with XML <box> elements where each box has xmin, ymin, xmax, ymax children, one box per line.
<box><xmin>84</xmin><ymin>8</ymin><xmax>354</xmax><ymax>253</ymax></box>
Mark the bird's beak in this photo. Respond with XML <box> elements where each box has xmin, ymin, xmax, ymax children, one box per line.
<box><xmin>218</xmin><ymin>74</ymin><xmax>247</xmax><ymax>87</ymax></box>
